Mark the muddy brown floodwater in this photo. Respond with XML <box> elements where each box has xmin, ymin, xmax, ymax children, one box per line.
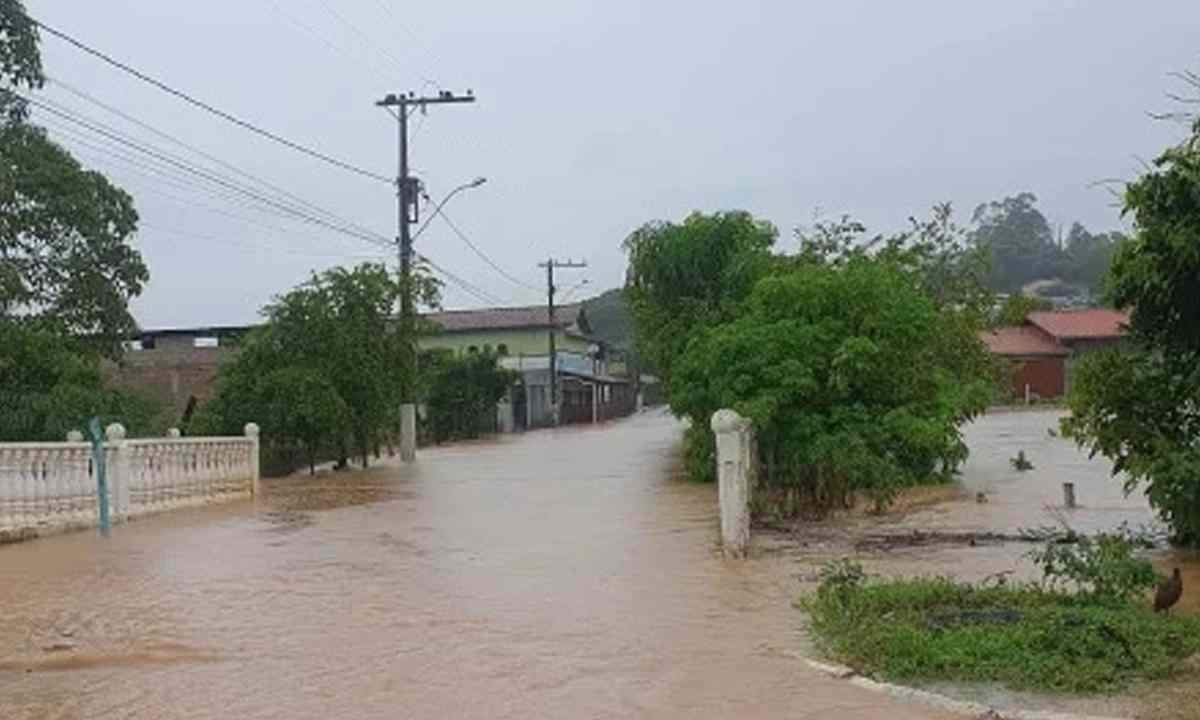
<box><xmin>1</xmin><ymin>410</ymin><xmax>965</xmax><ymax>720</ymax></box>
<box><xmin>785</xmin><ymin>409</ymin><xmax>1200</xmax><ymax>720</ymax></box>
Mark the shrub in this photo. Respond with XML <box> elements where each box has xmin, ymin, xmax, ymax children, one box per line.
<box><xmin>671</xmin><ymin>259</ymin><xmax>991</xmax><ymax>514</ymax></box>
<box><xmin>1029</xmin><ymin>531</ymin><xmax>1158</xmax><ymax>603</ymax></box>
<box><xmin>802</xmin><ymin>568</ymin><xmax>1200</xmax><ymax>693</ymax></box>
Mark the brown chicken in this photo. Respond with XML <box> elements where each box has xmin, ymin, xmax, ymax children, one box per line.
<box><xmin>1154</xmin><ymin>568</ymin><xmax>1183</xmax><ymax>614</ymax></box>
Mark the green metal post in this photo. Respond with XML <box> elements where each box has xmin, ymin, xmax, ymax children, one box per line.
<box><xmin>88</xmin><ymin>417</ymin><xmax>110</xmax><ymax>537</ymax></box>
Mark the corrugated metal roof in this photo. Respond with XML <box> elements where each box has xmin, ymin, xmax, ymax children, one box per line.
<box><xmin>1027</xmin><ymin>309</ymin><xmax>1130</xmax><ymax>340</ymax></box>
<box><xmin>978</xmin><ymin>326</ymin><xmax>1069</xmax><ymax>357</ymax></box>
<box><xmin>425</xmin><ymin>304</ymin><xmax>583</xmax><ymax>332</ymax></box>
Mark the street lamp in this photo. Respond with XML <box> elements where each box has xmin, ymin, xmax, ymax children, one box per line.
<box><xmin>412</xmin><ymin>177</ymin><xmax>487</xmax><ymax>241</ymax></box>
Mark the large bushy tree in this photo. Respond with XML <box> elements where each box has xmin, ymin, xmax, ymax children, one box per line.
<box><xmin>1064</xmin><ymin>118</ymin><xmax>1200</xmax><ymax>545</ymax></box>
<box><xmin>625</xmin><ymin>208</ymin><xmax>993</xmax><ymax>508</ymax></box>
<box><xmin>197</xmin><ymin>264</ymin><xmax>411</xmax><ymax>470</ymax></box>
<box><xmin>1</xmin><ymin>0</ymin><xmax>156</xmax><ymax>440</ymax></box>
<box><xmin>1</xmin><ymin>0</ymin><xmax>147</xmax><ymax>353</ymax></box>
<box><xmin>623</xmin><ymin>211</ymin><xmax>777</xmax><ymax>394</ymax></box>
<box><xmin>1062</xmin><ymin>223</ymin><xmax>1126</xmax><ymax>298</ymax></box>
<box><xmin>672</xmin><ymin>258</ymin><xmax>991</xmax><ymax>508</ymax></box>
<box><xmin>971</xmin><ymin>192</ymin><xmax>1062</xmax><ymax>293</ymax></box>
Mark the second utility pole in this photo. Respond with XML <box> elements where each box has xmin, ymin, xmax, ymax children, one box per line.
<box><xmin>539</xmin><ymin>257</ymin><xmax>587</xmax><ymax>426</ymax></box>
<box><xmin>376</xmin><ymin>90</ymin><xmax>475</xmax><ymax>461</ymax></box>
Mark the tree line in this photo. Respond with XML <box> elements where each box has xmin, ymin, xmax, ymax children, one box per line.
<box><xmin>972</xmin><ymin>191</ymin><xmax>1126</xmax><ymax>298</ymax></box>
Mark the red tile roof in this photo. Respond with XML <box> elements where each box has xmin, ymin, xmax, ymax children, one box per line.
<box><xmin>1027</xmin><ymin>309</ymin><xmax>1130</xmax><ymax>340</ymax></box>
<box><xmin>978</xmin><ymin>326</ymin><xmax>1069</xmax><ymax>357</ymax></box>
<box><xmin>424</xmin><ymin>304</ymin><xmax>583</xmax><ymax>333</ymax></box>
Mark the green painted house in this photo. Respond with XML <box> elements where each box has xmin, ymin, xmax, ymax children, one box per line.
<box><xmin>418</xmin><ymin>303</ymin><xmax>594</xmax><ymax>358</ymax></box>
<box><xmin>419</xmin><ymin>303</ymin><xmax>637</xmax><ymax>429</ymax></box>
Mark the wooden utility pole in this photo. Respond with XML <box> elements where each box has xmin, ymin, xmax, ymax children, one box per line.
<box><xmin>375</xmin><ymin>90</ymin><xmax>475</xmax><ymax>461</ymax></box>
<box><xmin>538</xmin><ymin>258</ymin><xmax>587</xmax><ymax>425</ymax></box>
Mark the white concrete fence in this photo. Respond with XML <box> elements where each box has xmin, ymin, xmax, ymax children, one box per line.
<box><xmin>711</xmin><ymin>409</ymin><xmax>755</xmax><ymax>558</ymax></box>
<box><xmin>0</xmin><ymin>423</ymin><xmax>260</xmax><ymax>543</ymax></box>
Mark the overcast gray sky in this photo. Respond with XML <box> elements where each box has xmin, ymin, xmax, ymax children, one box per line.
<box><xmin>26</xmin><ymin>0</ymin><xmax>1200</xmax><ymax>328</ymax></box>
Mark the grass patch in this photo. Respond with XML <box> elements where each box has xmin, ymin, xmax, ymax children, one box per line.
<box><xmin>801</xmin><ymin>572</ymin><xmax>1200</xmax><ymax>693</ymax></box>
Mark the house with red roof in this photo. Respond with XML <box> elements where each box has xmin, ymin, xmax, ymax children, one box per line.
<box><xmin>979</xmin><ymin>308</ymin><xmax>1130</xmax><ymax>400</ymax></box>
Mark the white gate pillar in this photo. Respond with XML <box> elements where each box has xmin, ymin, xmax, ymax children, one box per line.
<box><xmin>711</xmin><ymin>409</ymin><xmax>754</xmax><ymax>558</ymax></box>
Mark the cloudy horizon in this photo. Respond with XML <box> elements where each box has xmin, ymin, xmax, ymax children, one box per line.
<box><xmin>24</xmin><ymin>0</ymin><xmax>1200</xmax><ymax>329</ymax></box>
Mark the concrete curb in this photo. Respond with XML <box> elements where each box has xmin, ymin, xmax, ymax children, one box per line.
<box><xmin>796</xmin><ymin>656</ymin><xmax>1129</xmax><ymax>720</ymax></box>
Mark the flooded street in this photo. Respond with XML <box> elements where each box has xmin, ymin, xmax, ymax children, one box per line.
<box><xmin>1</xmin><ymin>411</ymin><xmax>958</xmax><ymax>720</ymax></box>
<box><xmin>853</xmin><ymin>410</ymin><xmax>1200</xmax><ymax>616</ymax></box>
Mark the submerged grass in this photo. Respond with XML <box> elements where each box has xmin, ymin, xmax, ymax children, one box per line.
<box><xmin>801</xmin><ymin>576</ymin><xmax>1200</xmax><ymax>693</ymax></box>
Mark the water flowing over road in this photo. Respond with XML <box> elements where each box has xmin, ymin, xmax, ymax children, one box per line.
<box><xmin>1</xmin><ymin>411</ymin><xmax>960</xmax><ymax>720</ymax></box>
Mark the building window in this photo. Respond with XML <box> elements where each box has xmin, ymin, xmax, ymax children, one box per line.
<box><xmin>467</xmin><ymin>345</ymin><xmax>479</xmax><ymax>354</ymax></box>
<box><xmin>497</xmin><ymin>343</ymin><xmax>509</xmax><ymax>356</ymax></box>
<box><xmin>193</xmin><ymin>337</ymin><xmax>219</xmax><ymax>348</ymax></box>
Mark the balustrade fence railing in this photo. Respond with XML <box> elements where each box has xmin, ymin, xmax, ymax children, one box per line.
<box><xmin>0</xmin><ymin>423</ymin><xmax>260</xmax><ymax>543</ymax></box>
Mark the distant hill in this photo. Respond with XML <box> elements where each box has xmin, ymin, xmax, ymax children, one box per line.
<box><xmin>583</xmin><ymin>288</ymin><xmax>633</xmax><ymax>352</ymax></box>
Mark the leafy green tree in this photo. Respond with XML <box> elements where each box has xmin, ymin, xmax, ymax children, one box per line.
<box><xmin>198</xmin><ymin>263</ymin><xmax>445</xmax><ymax>472</ymax></box>
<box><xmin>971</xmin><ymin>192</ymin><xmax>1063</xmax><ymax>293</ymax></box>
<box><xmin>202</xmin><ymin>264</ymin><xmax>411</xmax><ymax>469</ymax></box>
<box><xmin>0</xmin><ymin>0</ymin><xmax>147</xmax><ymax>353</ymax></box>
<box><xmin>1062</xmin><ymin>223</ymin><xmax>1126</xmax><ymax>299</ymax></box>
<box><xmin>672</xmin><ymin>258</ymin><xmax>992</xmax><ymax>510</ymax></box>
<box><xmin>0</xmin><ymin>0</ymin><xmax>156</xmax><ymax>440</ymax></box>
<box><xmin>1064</xmin><ymin>119</ymin><xmax>1200</xmax><ymax>545</ymax></box>
<box><xmin>795</xmin><ymin>204</ymin><xmax>993</xmax><ymax>321</ymax></box>
<box><xmin>994</xmin><ymin>293</ymin><xmax>1053</xmax><ymax>326</ymax></box>
<box><xmin>257</xmin><ymin>367</ymin><xmax>349</xmax><ymax>475</ymax></box>
<box><xmin>623</xmin><ymin>211</ymin><xmax>777</xmax><ymax>393</ymax></box>
<box><xmin>0</xmin><ymin>0</ymin><xmax>41</xmax><ymax>123</ymax></box>
<box><xmin>1</xmin><ymin>123</ymin><xmax>146</xmax><ymax>350</ymax></box>
<box><xmin>423</xmin><ymin>351</ymin><xmax>515</xmax><ymax>443</ymax></box>
<box><xmin>0</xmin><ymin>322</ymin><xmax>164</xmax><ymax>440</ymax></box>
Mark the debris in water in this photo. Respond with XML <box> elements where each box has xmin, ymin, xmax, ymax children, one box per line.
<box><xmin>1009</xmin><ymin>450</ymin><xmax>1034</xmax><ymax>471</ymax></box>
<box><xmin>42</xmin><ymin>642</ymin><xmax>74</xmax><ymax>653</ymax></box>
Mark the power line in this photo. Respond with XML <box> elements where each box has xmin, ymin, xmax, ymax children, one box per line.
<box><xmin>138</xmin><ymin>221</ymin><xmax>390</xmax><ymax>261</ymax></box>
<box><xmin>46</xmin><ymin>119</ymin><xmax>397</xmax><ymax>264</ymax></box>
<box><xmin>312</xmin><ymin>0</ymin><xmax>416</xmax><ymax>80</ymax></box>
<box><xmin>44</xmin><ymin>75</ymin><xmax>387</xmax><ymax>242</ymax></box>
<box><xmin>36</xmin><ymin>97</ymin><xmax>513</xmax><ymax>304</ymax></box>
<box><xmin>264</xmin><ymin>0</ymin><xmax>399</xmax><ymax>89</ymax></box>
<box><xmin>436</xmin><ymin>209</ymin><xmax>539</xmax><ymax>291</ymax></box>
<box><xmin>368</xmin><ymin>0</ymin><xmax>443</xmax><ymax>91</ymax></box>
<box><xmin>24</xmin><ymin>94</ymin><xmax>394</xmax><ymax>248</ymax></box>
<box><xmin>417</xmin><ymin>253</ymin><xmax>505</xmax><ymax>306</ymax></box>
<box><xmin>31</xmin><ymin>17</ymin><xmax>394</xmax><ymax>184</ymax></box>
<box><xmin>49</xmin><ymin>129</ymin><xmax>390</xmax><ymax>257</ymax></box>
<box><xmin>33</xmin><ymin>97</ymin><xmax>390</xmax><ymax>251</ymax></box>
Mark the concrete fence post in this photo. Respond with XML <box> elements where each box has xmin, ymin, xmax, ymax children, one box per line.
<box><xmin>1062</xmin><ymin>482</ymin><xmax>1077</xmax><ymax>509</ymax></box>
<box><xmin>399</xmin><ymin>405</ymin><xmax>417</xmax><ymax>462</ymax></box>
<box><xmin>244</xmin><ymin>423</ymin><xmax>261</xmax><ymax>497</ymax></box>
<box><xmin>105</xmin><ymin>423</ymin><xmax>130</xmax><ymax>522</ymax></box>
<box><xmin>711</xmin><ymin>409</ymin><xmax>754</xmax><ymax>558</ymax></box>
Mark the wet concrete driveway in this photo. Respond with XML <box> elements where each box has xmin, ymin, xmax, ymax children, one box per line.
<box><xmin>0</xmin><ymin>411</ymin><xmax>959</xmax><ymax>720</ymax></box>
